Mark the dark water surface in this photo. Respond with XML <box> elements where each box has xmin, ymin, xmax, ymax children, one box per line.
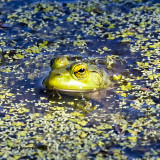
<box><xmin>0</xmin><ymin>0</ymin><xmax>160</xmax><ymax>159</ymax></box>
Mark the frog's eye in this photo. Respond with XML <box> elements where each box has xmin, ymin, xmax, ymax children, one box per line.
<box><xmin>50</xmin><ymin>56</ymin><xmax>70</xmax><ymax>69</ymax></box>
<box><xmin>71</xmin><ymin>63</ymin><xmax>88</xmax><ymax>80</ymax></box>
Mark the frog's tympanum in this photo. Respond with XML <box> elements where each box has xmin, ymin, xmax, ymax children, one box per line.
<box><xmin>43</xmin><ymin>55</ymin><xmax>112</xmax><ymax>93</ymax></box>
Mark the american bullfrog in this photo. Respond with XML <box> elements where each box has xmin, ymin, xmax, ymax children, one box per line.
<box><xmin>42</xmin><ymin>55</ymin><xmax>113</xmax><ymax>93</ymax></box>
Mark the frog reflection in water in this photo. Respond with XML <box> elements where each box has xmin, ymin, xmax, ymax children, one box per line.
<box><xmin>42</xmin><ymin>55</ymin><xmax>113</xmax><ymax>94</ymax></box>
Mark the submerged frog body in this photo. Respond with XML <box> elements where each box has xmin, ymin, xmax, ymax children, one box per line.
<box><xmin>43</xmin><ymin>55</ymin><xmax>112</xmax><ymax>93</ymax></box>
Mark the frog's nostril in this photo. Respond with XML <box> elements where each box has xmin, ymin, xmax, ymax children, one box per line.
<box><xmin>50</xmin><ymin>72</ymin><xmax>63</xmax><ymax>78</ymax></box>
<box><xmin>56</xmin><ymin>73</ymin><xmax>63</xmax><ymax>77</ymax></box>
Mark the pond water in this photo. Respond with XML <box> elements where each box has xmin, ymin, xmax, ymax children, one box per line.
<box><xmin>0</xmin><ymin>0</ymin><xmax>160</xmax><ymax>159</ymax></box>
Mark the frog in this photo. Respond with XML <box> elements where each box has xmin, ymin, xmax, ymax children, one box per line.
<box><xmin>42</xmin><ymin>55</ymin><xmax>113</xmax><ymax>93</ymax></box>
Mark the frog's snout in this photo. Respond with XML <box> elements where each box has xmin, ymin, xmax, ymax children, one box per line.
<box><xmin>54</xmin><ymin>73</ymin><xmax>63</xmax><ymax>77</ymax></box>
<box><xmin>49</xmin><ymin>73</ymin><xmax>63</xmax><ymax>80</ymax></box>
<box><xmin>43</xmin><ymin>73</ymin><xmax>63</xmax><ymax>89</ymax></box>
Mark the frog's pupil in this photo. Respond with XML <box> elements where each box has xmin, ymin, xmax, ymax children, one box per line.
<box><xmin>78</xmin><ymin>68</ymin><xmax>85</xmax><ymax>73</ymax></box>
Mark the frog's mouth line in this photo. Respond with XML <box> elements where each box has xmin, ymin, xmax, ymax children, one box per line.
<box><xmin>54</xmin><ymin>88</ymin><xmax>103</xmax><ymax>93</ymax></box>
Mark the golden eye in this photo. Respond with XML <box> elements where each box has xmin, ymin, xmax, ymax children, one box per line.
<box><xmin>71</xmin><ymin>63</ymin><xmax>88</xmax><ymax>80</ymax></box>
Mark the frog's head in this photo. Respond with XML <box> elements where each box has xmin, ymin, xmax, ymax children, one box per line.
<box><xmin>43</xmin><ymin>56</ymin><xmax>111</xmax><ymax>92</ymax></box>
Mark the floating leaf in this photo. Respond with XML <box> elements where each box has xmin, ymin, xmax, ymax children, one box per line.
<box><xmin>17</xmin><ymin>131</ymin><xmax>27</xmax><ymax>137</ymax></box>
<box><xmin>12</xmin><ymin>121</ymin><xmax>25</xmax><ymax>127</ymax></box>
<box><xmin>80</xmin><ymin>131</ymin><xmax>87</xmax><ymax>138</ymax></box>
